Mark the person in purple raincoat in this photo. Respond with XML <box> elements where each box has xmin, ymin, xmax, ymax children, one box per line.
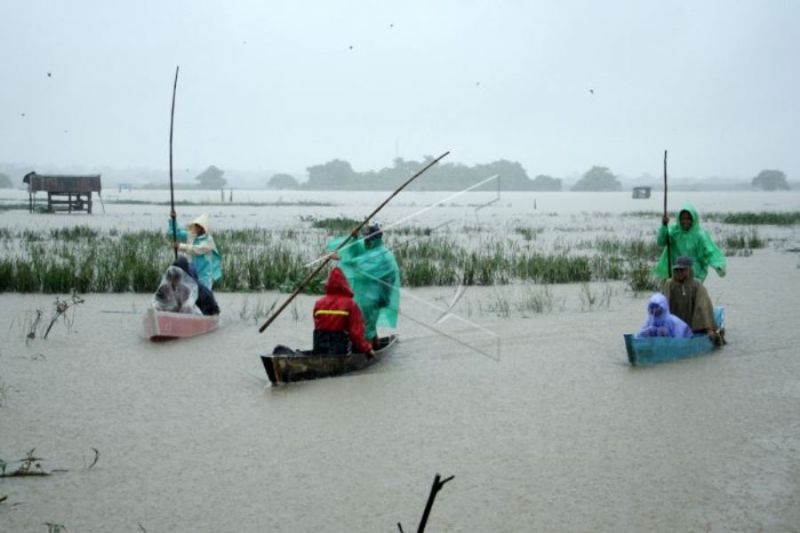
<box><xmin>636</xmin><ymin>292</ymin><xmax>693</xmax><ymax>339</ymax></box>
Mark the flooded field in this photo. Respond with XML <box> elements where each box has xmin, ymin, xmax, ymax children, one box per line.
<box><xmin>1</xmin><ymin>189</ymin><xmax>799</xmax><ymax>531</ymax></box>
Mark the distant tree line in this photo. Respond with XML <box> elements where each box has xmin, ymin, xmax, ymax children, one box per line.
<box><xmin>570</xmin><ymin>166</ymin><xmax>621</xmax><ymax>191</ymax></box>
<box><xmin>751</xmin><ymin>169</ymin><xmax>789</xmax><ymax>191</ymax></box>
<box><xmin>116</xmin><ymin>161</ymin><xmax>797</xmax><ymax>193</ymax></box>
<box><xmin>266</xmin><ymin>159</ymin><xmax>634</xmax><ymax>192</ymax></box>
<box><xmin>267</xmin><ymin>157</ymin><xmax>565</xmax><ymax>191</ymax></box>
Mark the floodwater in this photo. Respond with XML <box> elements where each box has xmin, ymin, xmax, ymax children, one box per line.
<box><xmin>1</xmin><ymin>190</ymin><xmax>799</xmax><ymax>531</ymax></box>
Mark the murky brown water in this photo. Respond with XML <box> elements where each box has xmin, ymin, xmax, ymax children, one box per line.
<box><xmin>1</xmin><ymin>250</ymin><xmax>798</xmax><ymax>532</ymax></box>
<box><xmin>1</xmin><ymin>192</ymin><xmax>799</xmax><ymax>531</ymax></box>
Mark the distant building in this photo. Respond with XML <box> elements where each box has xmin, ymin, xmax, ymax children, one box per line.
<box><xmin>631</xmin><ymin>186</ymin><xmax>651</xmax><ymax>199</ymax></box>
<box><xmin>23</xmin><ymin>171</ymin><xmax>102</xmax><ymax>213</ymax></box>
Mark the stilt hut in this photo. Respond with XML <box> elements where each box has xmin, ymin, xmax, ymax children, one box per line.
<box><xmin>23</xmin><ymin>171</ymin><xmax>102</xmax><ymax>213</ymax></box>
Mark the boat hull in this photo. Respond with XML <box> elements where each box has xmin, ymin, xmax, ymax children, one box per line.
<box><xmin>625</xmin><ymin>307</ymin><xmax>725</xmax><ymax>366</ymax></box>
<box><xmin>143</xmin><ymin>308</ymin><xmax>220</xmax><ymax>341</ymax></box>
<box><xmin>261</xmin><ymin>334</ymin><xmax>398</xmax><ymax>384</ymax></box>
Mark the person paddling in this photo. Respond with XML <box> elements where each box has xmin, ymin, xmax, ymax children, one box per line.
<box><xmin>330</xmin><ymin>223</ymin><xmax>400</xmax><ymax>349</ymax></box>
<box><xmin>654</xmin><ymin>202</ymin><xmax>726</xmax><ymax>282</ymax></box>
<box><xmin>168</xmin><ymin>211</ymin><xmax>222</xmax><ymax>289</ymax></box>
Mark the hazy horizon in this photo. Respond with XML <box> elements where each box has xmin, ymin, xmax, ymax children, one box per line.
<box><xmin>1</xmin><ymin>1</ymin><xmax>798</xmax><ymax>181</ymax></box>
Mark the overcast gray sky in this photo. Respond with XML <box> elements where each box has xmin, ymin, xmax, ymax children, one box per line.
<box><xmin>1</xmin><ymin>0</ymin><xmax>797</xmax><ymax>180</ymax></box>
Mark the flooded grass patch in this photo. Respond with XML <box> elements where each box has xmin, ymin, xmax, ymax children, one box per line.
<box><xmin>0</xmin><ymin>228</ymin><xmax>325</xmax><ymax>294</ymax></box>
<box><xmin>724</xmin><ymin>229</ymin><xmax>765</xmax><ymax>253</ymax></box>
<box><xmin>305</xmin><ymin>216</ymin><xmax>361</xmax><ymax>232</ymax></box>
<box><xmin>0</xmin><ymin>219</ymin><xmax>756</xmax><ymax>292</ymax></box>
<box><xmin>706</xmin><ymin>211</ymin><xmax>800</xmax><ymax>225</ymax></box>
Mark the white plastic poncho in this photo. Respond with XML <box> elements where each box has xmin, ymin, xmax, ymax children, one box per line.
<box><xmin>152</xmin><ymin>266</ymin><xmax>201</xmax><ymax>314</ymax></box>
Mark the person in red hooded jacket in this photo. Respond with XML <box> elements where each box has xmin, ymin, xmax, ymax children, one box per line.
<box><xmin>313</xmin><ymin>266</ymin><xmax>375</xmax><ymax>358</ymax></box>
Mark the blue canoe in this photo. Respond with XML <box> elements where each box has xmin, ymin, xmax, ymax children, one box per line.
<box><xmin>625</xmin><ymin>307</ymin><xmax>725</xmax><ymax>366</ymax></box>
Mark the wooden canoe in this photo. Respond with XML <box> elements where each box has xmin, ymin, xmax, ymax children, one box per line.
<box><xmin>625</xmin><ymin>307</ymin><xmax>725</xmax><ymax>366</ymax></box>
<box><xmin>261</xmin><ymin>334</ymin><xmax>398</xmax><ymax>384</ymax></box>
<box><xmin>143</xmin><ymin>307</ymin><xmax>220</xmax><ymax>341</ymax></box>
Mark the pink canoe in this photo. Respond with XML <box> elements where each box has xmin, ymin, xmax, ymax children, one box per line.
<box><xmin>143</xmin><ymin>308</ymin><xmax>220</xmax><ymax>341</ymax></box>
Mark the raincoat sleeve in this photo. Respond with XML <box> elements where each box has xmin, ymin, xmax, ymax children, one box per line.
<box><xmin>347</xmin><ymin>300</ymin><xmax>373</xmax><ymax>354</ymax></box>
<box><xmin>656</xmin><ymin>224</ymin><xmax>672</xmax><ymax>247</ymax></box>
<box><xmin>669</xmin><ymin>315</ymin><xmax>693</xmax><ymax>338</ymax></box>
<box><xmin>635</xmin><ymin>324</ymin><xmax>655</xmax><ymax>338</ymax></box>
<box><xmin>652</xmin><ymin>226</ymin><xmax>677</xmax><ymax>279</ymax></box>
<box><xmin>167</xmin><ymin>219</ymin><xmax>189</xmax><ymax>242</ymax></box>
<box><xmin>179</xmin><ymin>235</ymin><xmax>217</xmax><ymax>257</ymax></box>
<box><xmin>702</xmin><ymin>231</ymin><xmax>727</xmax><ymax>277</ymax></box>
<box><xmin>690</xmin><ymin>284</ymin><xmax>716</xmax><ymax>332</ymax></box>
<box><xmin>377</xmin><ymin>250</ymin><xmax>400</xmax><ymax>329</ymax></box>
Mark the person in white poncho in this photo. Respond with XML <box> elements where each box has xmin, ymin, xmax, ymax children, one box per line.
<box><xmin>153</xmin><ymin>265</ymin><xmax>201</xmax><ymax>314</ymax></box>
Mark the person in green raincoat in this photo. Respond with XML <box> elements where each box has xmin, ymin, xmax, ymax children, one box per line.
<box><xmin>327</xmin><ymin>224</ymin><xmax>400</xmax><ymax>347</ymax></box>
<box><xmin>653</xmin><ymin>202</ymin><xmax>726</xmax><ymax>282</ymax></box>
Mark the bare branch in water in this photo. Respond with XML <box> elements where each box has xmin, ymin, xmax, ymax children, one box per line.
<box><xmin>88</xmin><ymin>448</ymin><xmax>100</xmax><ymax>470</ymax></box>
<box><xmin>44</xmin><ymin>293</ymin><xmax>85</xmax><ymax>340</ymax></box>
<box><xmin>26</xmin><ymin>309</ymin><xmax>43</xmax><ymax>343</ymax></box>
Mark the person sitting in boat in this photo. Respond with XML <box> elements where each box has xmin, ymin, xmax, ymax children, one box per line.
<box><xmin>173</xmin><ymin>256</ymin><xmax>220</xmax><ymax>316</ymax></box>
<box><xmin>662</xmin><ymin>256</ymin><xmax>720</xmax><ymax>342</ymax></box>
<box><xmin>168</xmin><ymin>211</ymin><xmax>222</xmax><ymax>289</ymax></box>
<box><xmin>330</xmin><ymin>223</ymin><xmax>400</xmax><ymax>350</ymax></box>
<box><xmin>153</xmin><ymin>265</ymin><xmax>201</xmax><ymax>314</ymax></box>
<box><xmin>653</xmin><ymin>202</ymin><xmax>726</xmax><ymax>282</ymax></box>
<box><xmin>636</xmin><ymin>292</ymin><xmax>692</xmax><ymax>338</ymax></box>
<box><xmin>313</xmin><ymin>266</ymin><xmax>375</xmax><ymax>358</ymax></box>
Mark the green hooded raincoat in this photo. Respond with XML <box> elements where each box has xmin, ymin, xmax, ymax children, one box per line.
<box><xmin>653</xmin><ymin>202</ymin><xmax>726</xmax><ymax>282</ymax></box>
<box><xmin>327</xmin><ymin>235</ymin><xmax>400</xmax><ymax>340</ymax></box>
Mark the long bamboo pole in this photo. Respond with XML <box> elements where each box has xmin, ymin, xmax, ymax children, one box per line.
<box><xmin>663</xmin><ymin>149</ymin><xmax>671</xmax><ymax>273</ymax></box>
<box><xmin>258</xmin><ymin>151</ymin><xmax>450</xmax><ymax>333</ymax></box>
<box><xmin>169</xmin><ymin>66</ymin><xmax>180</xmax><ymax>261</ymax></box>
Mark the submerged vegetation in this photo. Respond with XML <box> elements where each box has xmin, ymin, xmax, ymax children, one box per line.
<box><xmin>623</xmin><ymin>210</ymin><xmax>800</xmax><ymax>226</ymax></box>
<box><xmin>0</xmin><ymin>221</ymin><xmax>668</xmax><ymax>293</ymax></box>
<box><xmin>0</xmin><ymin>209</ymin><xmax>779</xmax><ymax>294</ymax></box>
<box><xmin>706</xmin><ymin>211</ymin><xmax>800</xmax><ymax>225</ymax></box>
<box><xmin>723</xmin><ymin>230</ymin><xmax>765</xmax><ymax>252</ymax></box>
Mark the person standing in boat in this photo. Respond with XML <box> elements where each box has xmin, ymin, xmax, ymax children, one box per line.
<box><xmin>635</xmin><ymin>292</ymin><xmax>692</xmax><ymax>338</ymax></box>
<box><xmin>662</xmin><ymin>256</ymin><xmax>719</xmax><ymax>342</ymax></box>
<box><xmin>173</xmin><ymin>256</ymin><xmax>220</xmax><ymax>316</ymax></box>
<box><xmin>654</xmin><ymin>202</ymin><xmax>726</xmax><ymax>282</ymax></box>
<box><xmin>332</xmin><ymin>224</ymin><xmax>400</xmax><ymax>350</ymax></box>
<box><xmin>313</xmin><ymin>266</ymin><xmax>375</xmax><ymax>358</ymax></box>
<box><xmin>168</xmin><ymin>211</ymin><xmax>223</xmax><ymax>289</ymax></box>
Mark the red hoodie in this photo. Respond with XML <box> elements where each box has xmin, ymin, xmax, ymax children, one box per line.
<box><xmin>313</xmin><ymin>267</ymin><xmax>372</xmax><ymax>354</ymax></box>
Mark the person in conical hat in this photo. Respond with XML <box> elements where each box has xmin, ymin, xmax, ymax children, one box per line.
<box><xmin>168</xmin><ymin>210</ymin><xmax>223</xmax><ymax>289</ymax></box>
